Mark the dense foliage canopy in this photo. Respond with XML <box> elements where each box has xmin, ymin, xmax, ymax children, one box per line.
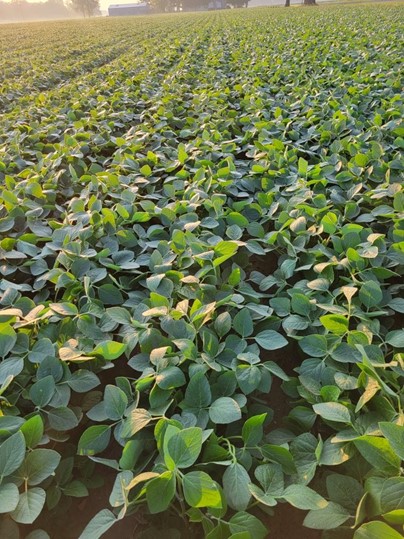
<box><xmin>0</xmin><ymin>5</ymin><xmax>403</xmax><ymax>539</ymax></box>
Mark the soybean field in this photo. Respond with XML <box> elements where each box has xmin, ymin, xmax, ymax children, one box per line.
<box><xmin>0</xmin><ymin>5</ymin><xmax>403</xmax><ymax>539</ymax></box>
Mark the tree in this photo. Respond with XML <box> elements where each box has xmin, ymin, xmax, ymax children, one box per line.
<box><xmin>148</xmin><ymin>0</ymin><xmax>181</xmax><ymax>11</ymax></box>
<box><xmin>70</xmin><ymin>0</ymin><xmax>99</xmax><ymax>16</ymax></box>
<box><xmin>182</xmin><ymin>0</ymin><xmax>210</xmax><ymax>10</ymax></box>
<box><xmin>285</xmin><ymin>0</ymin><xmax>290</xmax><ymax>6</ymax></box>
<box><xmin>227</xmin><ymin>0</ymin><xmax>248</xmax><ymax>7</ymax></box>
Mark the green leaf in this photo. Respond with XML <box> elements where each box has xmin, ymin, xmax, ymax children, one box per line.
<box><xmin>106</xmin><ymin>307</ymin><xmax>132</xmax><ymax>325</ymax></box>
<box><xmin>79</xmin><ymin>509</ymin><xmax>117</xmax><ymax>539</ymax></box>
<box><xmin>92</xmin><ymin>341</ymin><xmax>126</xmax><ymax>360</ymax></box>
<box><xmin>209</xmin><ymin>397</ymin><xmax>241</xmax><ymax>425</ymax></box>
<box><xmin>213</xmin><ymin>241</ymin><xmax>238</xmax><ymax>267</ymax></box>
<box><xmin>359</xmin><ymin>281</ymin><xmax>383</xmax><ymax>308</ymax></box>
<box><xmin>319</xmin><ymin>438</ymin><xmax>354</xmax><ymax>466</ymax></box>
<box><xmin>300</xmin><ymin>334</ymin><xmax>328</xmax><ymax>357</ymax></box>
<box><xmin>178</xmin><ymin>143</ymin><xmax>188</xmax><ymax>164</ymax></box>
<box><xmin>146</xmin><ymin>471</ymin><xmax>176</xmax><ymax>514</ymax></box>
<box><xmin>191</xmin><ymin>302</ymin><xmax>216</xmax><ymax>326</ymax></box>
<box><xmin>236</xmin><ymin>365</ymin><xmax>261</xmax><ymax>395</ymax></box>
<box><xmin>121</xmin><ymin>408</ymin><xmax>152</xmax><ymax>438</ymax></box>
<box><xmin>29</xmin><ymin>375</ymin><xmax>55</xmax><ymax>407</ymax></box>
<box><xmin>183</xmin><ymin>471</ymin><xmax>221</xmax><ymax>508</ymax></box>
<box><xmin>228</xmin><ymin>266</ymin><xmax>242</xmax><ymax>284</ymax></box>
<box><xmin>227</xmin><ymin>212</ymin><xmax>249</xmax><ymax>227</ymax></box>
<box><xmin>140</xmin><ymin>164</ymin><xmax>152</xmax><ymax>176</ymax></box>
<box><xmin>290</xmin><ymin>432</ymin><xmax>318</xmax><ymax>484</ymax></box>
<box><xmin>0</xmin><ymin>405</ymin><xmax>20</xmax><ymax>429</ymax></box>
<box><xmin>49</xmin><ymin>302</ymin><xmax>78</xmax><ymax>317</ymax></box>
<box><xmin>10</xmin><ymin>487</ymin><xmax>46</xmax><ymax>524</ymax></box>
<box><xmin>382</xmin><ymin>509</ymin><xmax>404</xmax><ymax>525</ymax></box>
<box><xmin>385</xmin><ymin>330</ymin><xmax>404</xmax><ymax>348</ymax></box>
<box><xmin>215</xmin><ymin>312</ymin><xmax>232</xmax><ymax>338</ymax></box>
<box><xmin>261</xmin><ymin>445</ymin><xmax>296</xmax><ymax>474</ymax></box>
<box><xmin>282</xmin><ymin>484</ymin><xmax>328</xmax><ymax>510</ymax></box>
<box><xmin>354</xmin><ymin>436</ymin><xmax>400</xmax><ymax>475</ymax></box>
<box><xmin>320</xmin><ymin>315</ymin><xmax>348</xmax><ymax>335</ymax></box>
<box><xmin>78</xmin><ymin>426</ymin><xmax>111</xmax><ymax>456</ymax></box>
<box><xmin>354</xmin><ymin>521</ymin><xmax>403</xmax><ymax>539</ymax></box>
<box><xmin>255</xmin><ymin>330</ymin><xmax>288</xmax><ymax>350</ymax></box>
<box><xmin>0</xmin><ymin>431</ymin><xmax>26</xmax><ymax>479</ymax></box>
<box><xmin>326</xmin><ymin>473</ymin><xmax>362</xmax><ymax>511</ymax></box>
<box><xmin>320</xmin><ymin>385</ymin><xmax>341</xmax><ymax>402</ymax></box>
<box><xmin>229</xmin><ymin>512</ymin><xmax>267</xmax><ymax>539</ymax></box>
<box><xmin>233</xmin><ymin>309</ymin><xmax>254</xmax><ymax>338</ymax></box>
<box><xmin>388</xmin><ymin>298</ymin><xmax>404</xmax><ymax>313</ymax></box>
<box><xmin>48</xmin><ymin>407</ymin><xmax>79</xmax><ymax>431</ymax></box>
<box><xmin>321</xmin><ymin>212</ymin><xmax>338</xmax><ymax>234</ymax></box>
<box><xmin>354</xmin><ymin>153</ymin><xmax>369</xmax><ymax>167</ymax></box>
<box><xmin>98</xmin><ymin>284</ymin><xmax>124</xmax><ymax>305</ymax></box>
<box><xmin>248</xmin><ymin>484</ymin><xmax>276</xmax><ymax>507</ymax></box>
<box><xmin>16</xmin><ymin>449</ymin><xmax>61</xmax><ymax>486</ymax></box>
<box><xmin>291</xmin><ymin>293</ymin><xmax>312</xmax><ymax>315</ymax></box>
<box><xmin>0</xmin><ymin>323</ymin><xmax>17</xmax><ymax>358</ymax></box>
<box><xmin>63</xmin><ymin>480</ymin><xmax>89</xmax><ymax>498</ymax></box>
<box><xmin>132</xmin><ymin>211</ymin><xmax>150</xmax><ymax>223</ymax></box>
<box><xmin>379</xmin><ymin>422</ymin><xmax>404</xmax><ymax>460</ymax></box>
<box><xmin>109</xmin><ymin>470</ymin><xmax>132</xmax><ymax>508</ymax></box>
<box><xmin>353</xmin><ymin>492</ymin><xmax>368</xmax><ymax>528</ymax></box>
<box><xmin>380</xmin><ymin>477</ymin><xmax>404</xmax><ymax>513</ymax></box>
<box><xmin>298</xmin><ymin>157</ymin><xmax>308</xmax><ymax>176</ymax></box>
<box><xmin>303</xmin><ymin>502</ymin><xmax>351</xmax><ymax>529</ymax></box>
<box><xmin>184</xmin><ymin>372</ymin><xmax>212</xmax><ymax>408</ymax></box>
<box><xmin>263</xmin><ymin>361</ymin><xmax>289</xmax><ymax>381</ymax></box>
<box><xmin>256</xmin><ymin>463</ymin><xmax>284</xmax><ymax>496</ymax></box>
<box><xmin>223</xmin><ymin>463</ymin><xmax>251</xmax><ymax>511</ymax></box>
<box><xmin>156</xmin><ymin>366</ymin><xmax>186</xmax><ymax>390</ymax></box>
<box><xmin>166</xmin><ymin>427</ymin><xmax>203</xmax><ymax>469</ymax></box>
<box><xmin>126</xmin><ymin>471</ymin><xmax>160</xmax><ymax>491</ymax></box>
<box><xmin>104</xmin><ymin>385</ymin><xmax>128</xmax><ymax>420</ymax></box>
<box><xmin>313</xmin><ymin>402</ymin><xmax>351</xmax><ymax>424</ymax></box>
<box><xmin>67</xmin><ymin>370</ymin><xmax>100</xmax><ymax>392</ymax></box>
<box><xmin>28</xmin><ymin>338</ymin><xmax>54</xmax><ymax>364</ymax></box>
<box><xmin>242</xmin><ymin>414</ymin><xmax>266</xmax><ymax>446</ymax></box>
<box><xmin>0</xmin><ymin>483</ymin><xmax>19</xmax><ymax>513</ymax></box>
<box><xmin>20</xmin><ymin>415</ymin><xmax>44</xmax><ymax>448</ymax></box>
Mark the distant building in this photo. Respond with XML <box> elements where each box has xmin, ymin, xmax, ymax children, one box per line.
<box><xmin>108</xmin><ymin>2</ymin><xmax>151</xmax><ymax>15</ymax></box>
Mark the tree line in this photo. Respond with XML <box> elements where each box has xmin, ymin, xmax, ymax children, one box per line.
<box><xmin>0</xmin><ymin>0</ymin><xmax>315</xmax><ymax>23</ymax></box>
<box><xmin>0</xmin><ymin>0</ymin><xmax>250</xmax><ymax>20</ymax></box>
<box><xmin>148</xmin><ymin>0</ymin><xmax>249</xmax><ymax>11</ymax></box>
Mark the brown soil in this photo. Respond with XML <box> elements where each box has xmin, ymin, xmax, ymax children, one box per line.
<box><xmin>250</xmin><ymin>251</ymin><xmax>279</xmax><ymax>276</ymax></box>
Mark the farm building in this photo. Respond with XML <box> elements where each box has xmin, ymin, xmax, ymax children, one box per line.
<box><xmin>108</xmin><ymin>3</ymin><xmax>151</xmax><ymax>16</ymax></box>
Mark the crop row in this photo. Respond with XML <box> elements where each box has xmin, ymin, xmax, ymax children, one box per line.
<box><xmin>0</xmin><ymin>15</ymin><xmax>200</xmax><ymax>111</ymax></box>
